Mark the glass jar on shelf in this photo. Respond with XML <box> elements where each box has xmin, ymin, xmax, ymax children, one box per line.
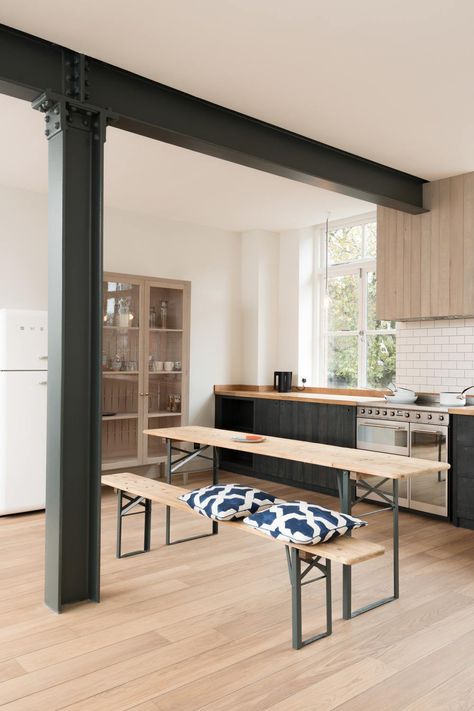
<box><xmin>149</xmin><ymin>306</ymin><xmax>157</xmax><ymax>328</ymax></box>
<box><xmin>160</xmin><ymin>300</ymin><xmax>168</xmax><ymax>329</ymax></box>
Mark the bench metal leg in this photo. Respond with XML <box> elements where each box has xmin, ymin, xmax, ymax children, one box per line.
<box><xmin>165</xmin><ymin>438</ymin><xmax>219</xmax><ymax>546</ymax></box>
<box><xmin>338</xmin><ymin>470</ymin><xmax>399</xmax><ymax>620</ymax></box>
<box><xmin>286</xmin><ymin>546</ymin><xmax>332</xmax><ymax>649</ymax></box>
<box><xmin>116</xmin><ymin>491</ymin><xmax>152</xmax><ymax>559</ymax></box>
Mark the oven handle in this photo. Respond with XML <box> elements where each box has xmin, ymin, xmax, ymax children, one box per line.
<box><xmin>358</xmin><ymin>422</ymin><xmax>407</xmax><ymax>431</ymax></box>
<box><xmin>411</xmin><ymin>429</ymin><xmax>446</xmax><ymax>437</ymax></box>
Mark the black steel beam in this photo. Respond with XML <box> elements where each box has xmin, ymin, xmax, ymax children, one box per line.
<box><xmin>88</xmin><ymin>59</ymin><xmax>426</xmax><ymax>214</ymax></box>
<box><xmin>0</xmin><ymin>22</ymin><xmax>426</xmax><ymax>213</ymax></box>
<box><xmin>39</xmin><ymin>96</ymin><xmax>105</xmax><ymax>612</ymax></box>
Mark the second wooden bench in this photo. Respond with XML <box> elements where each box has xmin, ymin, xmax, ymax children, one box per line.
<box><xmin>102</xmin><ymin>472</ymin><xmax>385</xmax><ymax>649</ymax></box>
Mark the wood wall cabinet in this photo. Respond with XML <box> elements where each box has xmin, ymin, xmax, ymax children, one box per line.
<box><xmin>377</xmin><ymin>172</ymin><xmax>474</xmax><ymax>320</ymax></box>
<box><xmin>215</xmin><ymin>394</ymin><xmax>356</xmax><ymax>496</ymax></box>
<box><xmin>102</xmin><ymin>273</ymin><xmax>190</xmax><ymax>470</ymax></box>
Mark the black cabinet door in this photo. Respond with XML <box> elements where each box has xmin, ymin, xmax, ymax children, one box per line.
<box><xmin>452</xmin><ymin>416</ymin><xmax>474</xmax><ymax>528</ymax></box>
<box><xmin>214</xmin><ymin>395</ymin><xmax>356</xmax><ymax>495</ymax></box>
<box><xmin>253</xmin><ymin>398</ymin><xmax>282</xmax><ymax>481</ymax></box>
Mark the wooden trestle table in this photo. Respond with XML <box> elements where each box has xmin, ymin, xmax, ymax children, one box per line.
<box><xmin>144</xmin><ymin>425</ymin><xmax>451</xmax><ymax>620</ymax></box>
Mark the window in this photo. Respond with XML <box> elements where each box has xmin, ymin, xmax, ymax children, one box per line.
<box><xmin>314</xmin><ymin>215</ymin><xmax>395</xmax><ymax>388</ymax></box>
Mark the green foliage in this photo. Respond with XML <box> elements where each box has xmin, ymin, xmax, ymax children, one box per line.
<box><xmin>326</xmin><ymin>222</ymin><xmax>396</xmax><ymax>388</ymax></box>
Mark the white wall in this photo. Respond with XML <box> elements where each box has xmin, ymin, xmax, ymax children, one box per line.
<box><xmin>104</xmin><ymin>208</ymin><xmax>241</xmax><ymax>423</ymax></box>
<box><xmin>0</xmin><ymin>185</ymin><xmax>242</xmax><ymax>425</ymax></box>
<box><xmin>0</xmin><ymin>185</ymin><xmax>48</xmax><ymax>310</ymax></box>
<box><xmin>240</xmin><ymin>230</ymin><xmax>279</xmax><ymax>384</ymax></box>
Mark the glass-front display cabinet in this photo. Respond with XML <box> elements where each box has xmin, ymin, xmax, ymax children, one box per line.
<box><xmin>102</xmin><ymin>273</ymin><xmax>190</xmax><ymax>470</ymax></box>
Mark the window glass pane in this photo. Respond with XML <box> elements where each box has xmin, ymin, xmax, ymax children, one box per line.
<box><xmin>364</xmin><ymin>222</ymin><xmax>377</xmax><ymax>258</ymax></box>
<box><xmin>366</xmin><ymin>334</ymin><xmax>396</xmax><ymax>388</ymax></box>
<box><xmin>328</xmin><ymin>225</ymin><xmax>363</xmax><ymax>265</ymax></box>
<box><xmin>367</xmin><ymin>272</ymin><xmax>395</xmax><ymax>330</ymax></box>
<box><xmin>327</xmin><ymin>335</ymin><xmax>358</xmax><ymax>387</ymax></box>
<box><xmin>328</xmin><ymin>274</ymin><xmax>358</xmax><ymax>331</ymax></box>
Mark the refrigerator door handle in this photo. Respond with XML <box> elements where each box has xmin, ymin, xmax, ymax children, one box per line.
<box><xmin>39</xmin><ymin>381</ymin><xmax>47</xmax><ymax>386</ymax></box>
<box><xmin>39</xmin><ymin>356</ymin><xmax>48</xmax><ymax>360</ymax></box>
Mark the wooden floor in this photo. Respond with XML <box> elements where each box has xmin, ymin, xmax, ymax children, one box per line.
<box><xmin>1</xmin><ymin>471</ymin><xmax>474</xmax><ymax>710</ymax></box>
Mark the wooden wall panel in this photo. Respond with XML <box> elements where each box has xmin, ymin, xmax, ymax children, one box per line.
<box><xmin>376</xmin><ymin>172</ymin><xmax>474</xmax><ymax>320</ymax></box>
<box><xmin>463</xmin><ymin>172</ymin><xmax>474</xmax><ymax>315</ymax></box>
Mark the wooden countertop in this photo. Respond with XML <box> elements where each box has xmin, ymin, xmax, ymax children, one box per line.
<box><xmin>448</xmin><ymin>406</ymin><xmax>474</xmax><ymax>416</ymax></box>
<box><xmin>145</xmin><ymin>425</ymin><xmax>450</xmax><ymax>480</ymax></box>
<box><xmin>214</xmin><ymin>389</ymin><xmax>386</xmax><ymax>407</ymax></box>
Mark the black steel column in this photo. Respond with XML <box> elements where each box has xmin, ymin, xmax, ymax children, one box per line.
<box><xmin>35</xmin><ymin>94</ymin><xmax>106</xmax><ymax>611</ymax></box>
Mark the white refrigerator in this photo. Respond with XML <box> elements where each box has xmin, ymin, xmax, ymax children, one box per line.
<box><xmin>0</xmin><ymin>309</ymin><xmax>48</xmax><ymax>515</ymax></box>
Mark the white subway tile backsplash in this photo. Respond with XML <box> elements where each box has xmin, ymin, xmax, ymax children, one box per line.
<box><xmin>397</xmin><ymin>319</ymin><xmax>474</xmax><ymax>393</ymax></box>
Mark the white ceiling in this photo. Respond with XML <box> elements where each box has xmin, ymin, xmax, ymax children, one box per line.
<box><xmin>1</xmin><ymin>1</ymin><xmax>473</xmax><ymax>230</ymax></box>
<box><xmin>1</xmin><ymin>0</ymin><xmax>473</xmax><ymax>181</ymax></box>
<box><xmin>0</xmin><ymin>94</ymin><xmax>372</xmax><ymax>232</ymax></box>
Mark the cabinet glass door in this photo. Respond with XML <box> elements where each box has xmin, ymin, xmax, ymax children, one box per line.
<box><xmin>145</xmin><ymin>284</ymin><xmax>187</xmax><ymax>462</ymax></box>
<box><xmin>102</xmin><ymin>278</ymin><xmax>142</xmax><ymax>468</ymax></box>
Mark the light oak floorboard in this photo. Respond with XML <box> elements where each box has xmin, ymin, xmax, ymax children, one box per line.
<box><xmin>0</xmin><ymin>472</ymin><xmax>473</xmax><ymax>710</ymax></box>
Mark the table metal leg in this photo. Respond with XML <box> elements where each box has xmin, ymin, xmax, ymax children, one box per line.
<box><xmin>165</xmin><ymin>438</ymin><xmax>220</xmax><ymax>546</ymax></box>
<box><xmin>338</xmin><ymin>469</ymin><xmax>400</xmax><ymax>619</ymax></box>
<box><xmin>337</xmin><ymin>470</ymin><xmax>353</xmax><ymax>620</ymax></box>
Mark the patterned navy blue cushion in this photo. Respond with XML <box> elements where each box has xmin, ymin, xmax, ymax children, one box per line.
<box><xmin>178</xmin><ymin>484</ymin><xmax>282</xmax><ymax>521</ymax></box>
<box><xmin>243</xmin><ymin>501</ymin><xmax>366</xmax><ymax>544</ymax></box>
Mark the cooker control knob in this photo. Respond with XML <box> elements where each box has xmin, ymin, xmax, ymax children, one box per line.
<box><xmin>375</xmin><ymin>409</ymin><xmax>380</xmax><ymax>415</ymax></box>
<box><xmin>405</xmin><ymin>412</ymin><xmax>410</xmax><ymax>418</ymax></box>
<box><xmin>383</xmin><ymin>410</ymin><xmax>387</xmax><ymax>416</ymax></box>
<box><xmin>427</xmin><ymin>414</ymin><xmax>433</xmax><ymax>420</ymax></box>
<box><xmin>416</xmin><ymin>413</ymin><xmax>421</xmax><ymax>419</ymax></box>
<box><xmin>390</xmin><ymin>410</ymin><xmax>395</xmax><ymax>416</ymax></box>
<box><xmin>439</xmin><ymin>415</ymin><xmax>445</xmax><ymax>421</ymax></box>
<box><xmin>368</xmin><ymin>409</ymin><xmax>373</xmax><ymax>414</ymax></box>
<box><xmin>360</xmin><ymin>408</ymin><xmax>365</xmax><ymax>414</ymax></box>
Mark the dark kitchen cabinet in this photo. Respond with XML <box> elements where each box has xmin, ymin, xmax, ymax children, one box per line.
<box><xmin>215</xmin><ymin>394</ymin><xmax>356</xmax><ymax>496</ymax></box>
<box><xmin>215</xmin><ymin>395</ymin><xmax>255</xmax><ymax>475</ymax></box>
<box><xmin>451</xmin><ymin>415</ymin><xmax>474</xmax><ymax>529</ymax></box>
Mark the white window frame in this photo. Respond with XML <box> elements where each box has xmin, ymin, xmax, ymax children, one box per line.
<box><xmin>313</xmin><ymin>212</ymin><xmax>395</xmax><ymax>388</ymax></box>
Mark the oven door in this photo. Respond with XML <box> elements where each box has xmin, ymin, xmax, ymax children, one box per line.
<box><xmin>356</xmin><ymin>418</ymin><xmax>409</xmax><ymax>505</ymax></box>
<box><xmin>357</xmin><ymin>418</ymin><xmax>409</xmax><ymax>456</ymax></box>
<box><xmin>409</xmin><ymin>424</ymin><xmax>448</xmax><ymax>517</ymax></box>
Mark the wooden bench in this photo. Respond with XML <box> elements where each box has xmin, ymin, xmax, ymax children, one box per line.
<box><xmin>102</xmin><ymin>472</ymin><xmax>384</xmax><ymax>649</ymax></box>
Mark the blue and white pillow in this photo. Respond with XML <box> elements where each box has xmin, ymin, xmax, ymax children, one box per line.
<box><xmin>178</xmin><ymin>484</ymin><xmax>283</xmax><ymax>521</ymax></box>
<box><xmin>243</xmin><ymin>501</ymin><xmax>366</xmax><ymax>544</ymax></box>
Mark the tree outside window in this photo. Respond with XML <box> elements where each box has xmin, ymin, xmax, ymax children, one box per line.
<box><xmin>316</xmin><ymin>216</ymin><xmax>395</xmax><ymax>388</ymax></box>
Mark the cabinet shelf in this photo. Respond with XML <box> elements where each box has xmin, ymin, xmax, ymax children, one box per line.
<box><xmin>148</xmin><ymin>411</ymin><xmax>182</xmax><ymax>418</ymax></box>
<box><xmin>103</xmin><ymin>326</ymin><xmax>139</xmax><ymax>330</ymax></box>
<box><xmin>149</xmin><ymin>328</ymin><xmax>183</xmax><ymax>333</ymax></box>
<box><xmin>103</xmin><ymin>371</ymin><xmax>139</xmax><ymax>376</ymax></box>
<box><xmin>102</xmin><ymin>413</ymin><xmax>139</xmax><ymax>421</ymax></box>
<box><xmin>148</xmin><ymin>371</ymin><xmax>182</xmax><ymax>375</ymax></box>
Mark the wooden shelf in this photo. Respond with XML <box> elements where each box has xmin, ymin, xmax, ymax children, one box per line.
<box><xmin>149</xmin><ymin>328</ymin><xmax>183</xmax><ymax>333</ymax></box>
<box><xmin>148</xmin><ymin>411</ymin><xmax>182</xmax><ymax>418</ymax></box>
<box><xmin>102</xmin><ymin>413</ymin><xmax>139</xmax><ymax>421</ymax></box>
<box><xmin>103</xmin><ymin>325</ymin><xmax>139</xmax><ymax>330</ymax></box>
<box><xmin>103</xmin><ymin>371</ymin><xmax>139</xmax><ymax>376</ymax></box>
<box><xmin>149</xmin><ymin>371</ymin><xmax>182</xmax><ymax>375</ymax></box>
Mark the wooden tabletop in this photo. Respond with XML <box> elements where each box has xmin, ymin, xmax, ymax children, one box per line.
<box><xmin>144</xmin><ymin>425</ymin><xmax>451</xmax><ymax>480</ymax></box>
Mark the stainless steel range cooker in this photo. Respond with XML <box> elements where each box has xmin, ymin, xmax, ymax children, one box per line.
<box><xmin>356</xmin><ymin>403</ymin><xmax>449</xmax><ymax>517</ymax></box>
